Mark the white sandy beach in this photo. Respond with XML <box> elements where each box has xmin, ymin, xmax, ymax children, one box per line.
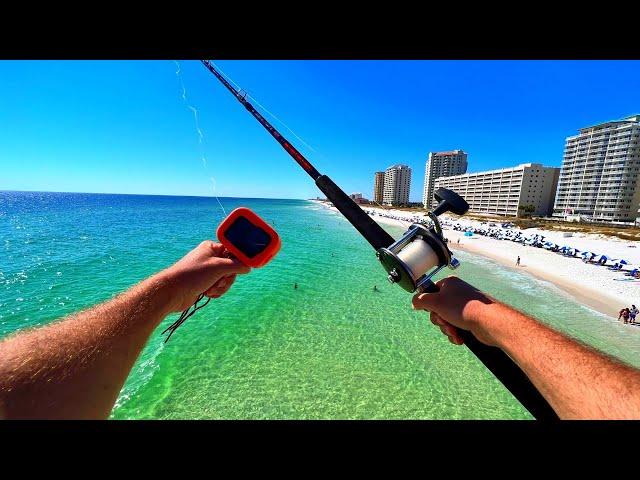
<box><xmin>313</xmin><ymin>201</ymin><xmax>640</xmax><ymax>319</ymax></box>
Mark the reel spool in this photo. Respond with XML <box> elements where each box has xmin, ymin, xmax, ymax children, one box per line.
<box><xmin>377</xmin><ymin>188</ymin><xmax>469</xmax><ymax>293</ymax></box>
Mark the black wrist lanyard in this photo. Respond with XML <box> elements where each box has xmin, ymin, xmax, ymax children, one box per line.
<box><xmin>162</xmin><ymin>293</ymin><xmax>211</xmax><ymax>343</ymax></box>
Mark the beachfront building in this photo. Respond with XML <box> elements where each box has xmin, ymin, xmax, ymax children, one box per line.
<box><xmin>383</xmin><ymin>164</ymin><xmax>412</xmax><ymax>206</ymax></box>
<box><xmin>552</xmin><ymin>115</ymin><xmax>640</xmax><ymax>223</ymax></box>
<box><xmin>434</xmin><ymin>163</ymin><xmax>560</xmax><ymax>217</ymax></box>
<box><xmin>373</xmin><ymin>172</ymin><xmax>385</xmax><ymax>204</ymax></box>
<box><xmin>422</xmin><ymin>150</ymin><xmax>468</xmax><ymax>209</ymax></box>
<box><xmin>350</xmin><ymin>192</ymin><xmax>370</xmax><ymax>204</ymax></box>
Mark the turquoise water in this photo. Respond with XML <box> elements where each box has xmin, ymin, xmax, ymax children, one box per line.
<box><xmin>2</xmin><ymin>191</ymin><xmax>639</xmax><ymax>419</ymax></box>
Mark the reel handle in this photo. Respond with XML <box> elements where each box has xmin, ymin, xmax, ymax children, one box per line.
<box><xmin>419</xmin><ymin>280</ymin><xmax>440</xmax><ymax>293</ymax></box>
<box><xmin>417</xmin><ymin>281</ymin><xmax>559</xmax><ymax>420</ymax></box>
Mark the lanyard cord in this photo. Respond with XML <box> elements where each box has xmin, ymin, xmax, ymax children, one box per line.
<box><xmin>162</xmin><ymin>293</ymin><xmax>212</xmax><ymax>343</ymax></box>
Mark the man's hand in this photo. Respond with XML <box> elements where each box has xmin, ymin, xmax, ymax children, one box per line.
<box><xmin>0</xmin><ymin>239</ymin><xmax>253</xmax><ymax>419</ymax></box>
<box><xmin>159</xmin><ymin>241</ymin><xmax>251</xmax><ymax>313</ymax></box>
<box><xmin>412</xmin><ymin>276</ymin><xmax>497</xmax><ymax>346</ymax></box>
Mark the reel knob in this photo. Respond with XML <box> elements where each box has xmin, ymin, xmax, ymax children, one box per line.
<box><xmin>432</xmin><ymin>188</ymin><xmax>469</xmax><ymax>217</ymax></box>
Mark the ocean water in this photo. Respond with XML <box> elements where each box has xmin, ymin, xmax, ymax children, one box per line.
<box><xmin>2</xmin><ymin>191</ymin><xmax>639</xmax><ymax>419</ymax></box>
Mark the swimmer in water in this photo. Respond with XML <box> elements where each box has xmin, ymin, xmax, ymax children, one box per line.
<box><xmin>294</xmin><ymin>283</ymin><xmax>298</xmax><ymax>289</ymax></box>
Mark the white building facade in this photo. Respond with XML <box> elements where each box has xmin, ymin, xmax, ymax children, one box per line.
<box><xmin>552</xmin><ymin>115</ymin><xmax>640</xmax><ymax>223</ymax></box>
<box><xmin>434</xmin><ymin>163</ymin><xmax>560</xmax><ymax>217</ymax></box>
<box><xmin>373</xmin><ymin>172</ymin><xmax>385</xmax><ymax>204</ymax></box>
<box><xmin>383</xmin><ymin>164</ymin><xmax>412</xmax><ymax>206</ymax></box>
<box><xmin>422</xmin><ymin>150</ymin><xmax>468</xmax><ymax>209</ymax></box>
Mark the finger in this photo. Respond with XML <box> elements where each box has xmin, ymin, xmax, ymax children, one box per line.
<box><xmin>412</xmin><ymin>277</ymin><xmax>450</xmax><ymax>310</ymax></box>
<box><xmin>440</xmin><ymin>322</ymin><xmax>464</xmax><ymax>345</ymax></box>
<box><xmin>205</xmin><ymin>275</ymin><xmax>232</xmax><ymax>294</ymax></box>
<box><xmin>201</xmin><ymin>240</ymin><xmax>225</xmax><ymax>255</ymax></box>
<box><xmin>440</xmin><ymin>322</ymin><xmax>456</xmax><ymax>337</ymax></box>
<box><xmin>430</xmin><ymin>312</ymin><xmax>445</xmax><ymax>326</ymax></box>
<box><xmin>208</xmin><ymin>257</ymin><xmax>251</xmax><ymax>275</ymax></box>
<box><xmin>204</xmin><ymin>275</ymin><xmax>236</xmax><ymax>297</ymax></box>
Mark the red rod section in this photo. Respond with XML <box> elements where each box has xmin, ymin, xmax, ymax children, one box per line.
<box><xmin>201</xmin><ymin>60</ymin><xmax>321</xmax><ymax>181</ymax></box>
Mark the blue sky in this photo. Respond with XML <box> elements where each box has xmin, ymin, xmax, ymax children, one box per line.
<box><xmin>1</xmin><ymin>60</ymin><xmax>639</xmax><ymax>202</ymax></box>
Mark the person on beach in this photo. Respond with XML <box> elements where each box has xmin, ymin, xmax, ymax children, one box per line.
<box><xmin>630</xmin><ymin>305</ymin><xmax>638</xmax><ymax>324</ymax></box>
<box><xmin>2</xmin><ymin>242</ymin><xmax>640</xmax><ymax>419</ymax></box>
<box><xmin>516</xmin><ymin>256</ymin><xmax>521</xmax><ymax>267</ymax></box>
<box><xmin>618</xmin><ymin>308</ymin><xmax>630</xmax><ymax>324</ymax></box>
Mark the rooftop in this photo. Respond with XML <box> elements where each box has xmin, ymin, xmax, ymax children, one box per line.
<box><xmin>579</xmin><ymin>114</ymin><xmax>640</xmax><ymax>132</ymax></box>
<box><xmin>386</xmin><ymin>164</ymin><xmax>411</xmax><ymax>170</ymax></box>
<box><xmin>431</xmin><ymin>150</ymin><xmax>466</xmax><ymax>156</ymax></box>
<box><xmin>434</xmin><ymin>163</ymin><xmax>558</xmax><ymax>180</ymax></box>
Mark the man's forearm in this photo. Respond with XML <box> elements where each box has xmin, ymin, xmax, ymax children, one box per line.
<box><xmin>0</xmin><ymin>272</ymin><xmax>174</xmax><ymax>419</ymax></box>
<box><xmin>476</xmin><ymin>302</ymin><xmax>640</xmax><ymax>419</ymax></box>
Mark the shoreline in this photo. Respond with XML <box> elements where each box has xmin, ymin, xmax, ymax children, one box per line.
<box><xmin>372</xmin><ymin>212</ymin><xmax>621</xmax><ymax>318</ymax></box>
<box><xmin>448</xmin><ymin>233</ymin><xmax>621</xmax><ymax>318</ymax></box>
<box><xmin>313</xmin><ymin>200</ymin><xmax>637</xmax><ymax>321</ymax></box>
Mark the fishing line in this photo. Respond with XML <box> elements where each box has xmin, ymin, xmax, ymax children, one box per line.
<box><xmin>209</xmin><ymin>60</ymin><xmax>321</xmax><ymax>159</ymax></box>
<box><xmin>210</xmin><ymin>177</ymin><xmax>227</xmax><ymax>216</ymax></box>
<box><xmin>164</xmin><ymin>61</ymin><xmax>226</xmax><ymax>342</ymax></box>
<box><xmin>174</xmin><ymin>60</ymin><xmax>226</xmax><ymax>215</ymax></box>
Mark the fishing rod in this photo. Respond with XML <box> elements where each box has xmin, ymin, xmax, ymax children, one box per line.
<box><xmin>200</xmin><ymin>60</ymin><xmax>558</xmax><ymax>420</ymax></box>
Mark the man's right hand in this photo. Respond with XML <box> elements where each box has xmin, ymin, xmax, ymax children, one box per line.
<box><xmin>412</xmin><ymin>276</ymin><xmax>498</xmax><ymax>347</ymax></box>
<box><xmin>158</xmin><ymin>240</ymin><xmax>251</xmax><ymax>313</ymax></box>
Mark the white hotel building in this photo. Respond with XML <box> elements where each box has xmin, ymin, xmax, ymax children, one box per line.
<box><xmin>434</xmin><ymin>163</ymin><xmax>560</xmax><ymax>217</ymax></box>
<box><xmin>552</xmin><ymin>115</ymin><xmax>640</xmax><ymax>223</ymax></box>
<box><xmin>382</xmin><ymin>164</ymin><xmax>412</xmax><ymax>206</ymax></box>
<box><xmin>422</xmin><ymin>150</ymin><xmax>468</xmax><ymax>209</ymax></box>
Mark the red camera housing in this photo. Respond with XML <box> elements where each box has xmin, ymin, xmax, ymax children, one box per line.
<box><xmin>216</xmin><ymin>207</ymin><xmax>281</xmax><ymax>268</ymax></box>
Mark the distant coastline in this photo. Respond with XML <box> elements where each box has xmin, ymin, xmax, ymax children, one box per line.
<box><xmin>0</xmin><ymin>190</ymin><xmax>305</xmax><ymax>201</ymax></box>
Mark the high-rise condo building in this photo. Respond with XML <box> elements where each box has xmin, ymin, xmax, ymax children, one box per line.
<box><xmin>383</xmin><ymin>164</ymin><xmax>412</xmax><ymax>206</ymax></box>
<box><xmin>434</xmin><ymin>163</ymin><xmax>560</xmax><ymax>217</ymax></box>
<box><xmin>423</xmin><ymin>150</ymin><xmax>468</xmax><ymax>209</ymax></box>
<box><xmin>552</xmin><ymin>115</ymin><xmax>640</xmax><ymax>222</ymax></box>
<box><xmin>373</xmin><ymin>171</ymin><xmax>385</xmax><ymax>204</ymax></box>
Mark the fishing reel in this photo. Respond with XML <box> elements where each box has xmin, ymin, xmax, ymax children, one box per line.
<box><xmin>377</xmin><ymin>188</ymin><xmax>469</xmax><ymax>294</ymax></box>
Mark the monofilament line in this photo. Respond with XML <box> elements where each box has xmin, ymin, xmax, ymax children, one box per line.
<box><xmin>174</xmin><ymin>60</ymin><xmax>226</xmax><ymax>216</ymax></box>
<box><xmin>208</xmin><ymin>60</ymin><xmax>321</xmax><ymax>159</ymax></box>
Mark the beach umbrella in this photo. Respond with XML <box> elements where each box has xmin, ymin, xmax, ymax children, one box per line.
<box><xmin>619</xmin><ymin>259</ymin><xmax>630</xmax><ymax>265</ymax></box>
